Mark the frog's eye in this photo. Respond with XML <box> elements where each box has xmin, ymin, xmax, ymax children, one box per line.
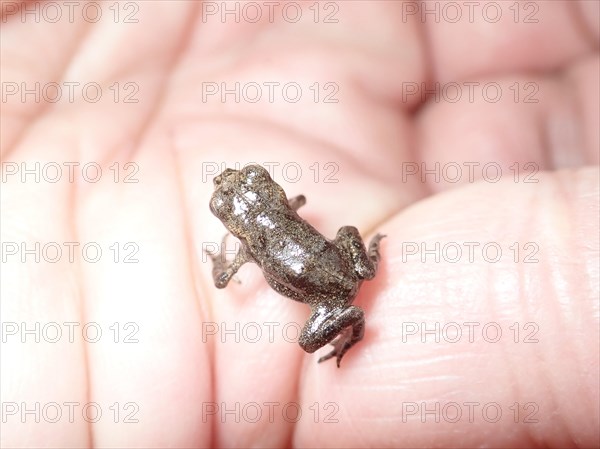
<box><xmin>243</xmin><ymin>164</ymin><xmax>269</xmax><ymax>182</ymax></box>
<box><xmin>214</xmin><ymin>168</ymin><xmax>238</xmax><ymax>187</ymax></box>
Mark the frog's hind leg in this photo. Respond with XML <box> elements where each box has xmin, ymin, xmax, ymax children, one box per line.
<box><xmin>263</xmin><ymin>273</ymin><xmax>306</xmax><ymax>303</ymax></box>
<box><xmin>334</xmin><ymin>226</ymin><xmax>385</xmax><ymax>280</ymax></box>
<box><xmin>299</xmin><ymin>305</ymin><xmax>365</xmax><ymax>367</ymax></box>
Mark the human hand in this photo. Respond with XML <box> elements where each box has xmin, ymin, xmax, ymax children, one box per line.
<box><xmin>1</xmin><ymin>1</ymin><xmax>598</xmax><ymax>447</ymax></box>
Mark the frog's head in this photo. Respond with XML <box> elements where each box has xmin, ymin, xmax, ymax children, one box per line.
<box><xmin>209</xmin><ymin>164</ymin><xmax>287</xmax><ymax>236</ymax></box>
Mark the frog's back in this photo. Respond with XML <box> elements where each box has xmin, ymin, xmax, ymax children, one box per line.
<box><xmin>246</xmin><ymin>209</ymin><xmax>356</xmax><ymax>298</ymax></box>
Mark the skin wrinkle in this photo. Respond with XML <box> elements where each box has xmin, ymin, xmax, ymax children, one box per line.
<box><xmin>570</xmin><ymin>56</ymin><xmax>600</xmax><ymax>164</ymax></box>
<box><xmin>191</xmin><ymin>99</ymin><xmax>412</xmax><ymax>192</ymax></box>
<box><xmin>204</xmin><ymin>112</ymin><xmax>380</xmax><ymax>184</ymax></box>
<box><xmin>562</xmin><ymin>63</ymin><xmax>589</xmax><ymax>166</ymax></box>
<box><xmin>536</xmin><ymin>179</ymin><xmax>578</xmax><ymax>448</ymax></box>
<box><xmin>537</xmin><ymin>82</ymin><xmax>559</xmax><ymax>171</ymax></box>
<box><xmin>519</xmin><ymin>181</ymin><xmax>557</xmax><ymax>448</ymax></box>
<box><xmin>1</xmin><ymin>19</ymin><xmax>93</xmax><ymax>158</ymax></box>
<box><xmin>551</xmin><ymin>173</ymin><xmax>598</xmax><ymax>445</ymax></box>
<box><xmin>105</xmin><ymin>6</ymin><xmax>200</xmax><ymax>168</ymax></box>
<box><xmin>49</xmin><ymin>110</ymin><xmax>97</xmax><ymax>449</ymax></box>
<box><xmin>179</xmin><ymin>20</ymin><xmax>422</xmax><ymax>177</ymax></box>
<box><xmin>65</xmin><ymin>155</ymin><xmax>94</xmax><ymax>448</ymax></box>
<box><xmin>545</xmin><ymin>71</ymin><xmax>583</xmax><ymax>168</ymax></box>
<box><xmin>1</xmin><ymin>182</ymin><xmax>89</xmax><ymax>445</ymax></box>
<box><xmin>171</xmin><ymin>129</ymin><xmax>216</xmax><ymax>418</ymax></box>
<box><xmin>513</xmin><ymin>231</ymin><xmax>541</xmax><ymax>442</ymax></box>
<box><xmin>577</xmin><ymin>289</ymin><xmax>599</xmax><ymax>431</ymax></box>
<box><xmin>490</xmin><ymin>260</ymin><xmax>528</xmax><ymax>445</ymax></box>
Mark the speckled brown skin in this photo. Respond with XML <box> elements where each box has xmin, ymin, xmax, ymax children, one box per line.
<box><xmin>207</xmin><ymin>164</ymin><xmax>384</xmax><ymax>367</ymax></box>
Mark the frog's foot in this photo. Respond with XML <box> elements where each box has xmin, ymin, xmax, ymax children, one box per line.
<box><xmin>300</xmin><ymin>305</ymin><xmax>365</xmax><ymax>367</ymax></box>
<box><xmin>368</xmin><ymin>233</ymin><xmax>386</xmax><ymax>267</ymax></box>
<box><xmin>210</xmin><ymin>258</ymin><xmax>246</xmax><ymax>288</ymax></box>
<box><xmin>205</xmin><ymin>250</ymin><xmax>229</xmax><ymax>288</ymax></box>
<box><xmin>317</xmin><ymin>327</ymin><xmax>354</xmax><ymax>367</ymax></box>
<box><xmin>205</xmin><ymin>235</ymin><xmax>250</xmax><ymax>289</ymax></box>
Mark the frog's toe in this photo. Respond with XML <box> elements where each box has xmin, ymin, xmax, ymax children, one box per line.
<box><xmin>215</xmin><ymin>272</ymin><xmax>229</xmax><ymax>288</ymax></box>
<box><xmin>318</xmin><ymin>332</ymin><xmax>352</xmax><ymax>366</ymax></box>
<box><xmin>317</xmin><ymin>350</ymin><xmax>335</xmax><ymax>364</ymax></box>
<box><xmin>335</xmin><ymin>342</ymin><xmax>352</xmax><ymax>367</ymax></box>
<box><xmin>317</xmin><ymin>337</ymin><xmax>340</xmax><ymax>364</ymax></box>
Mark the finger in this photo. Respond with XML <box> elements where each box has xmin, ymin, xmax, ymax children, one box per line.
<box><xmin>76</xmin><ymin>143</ymin><xmax>212</xmax><ymax>447</ymax></box>
<box><xmin>1</xmin><ymin>163</ymin><xmax>89</xmax><ymax>446</ymax></box>
<box><xmin>297</xmin><ymin>167</ymin><xmax>599</xmax><ymax>448</ymax></box>
<box><xmin>416</xmin><ymin>55</ymin><xmax>599</xmax><ymax>194</ymax></box>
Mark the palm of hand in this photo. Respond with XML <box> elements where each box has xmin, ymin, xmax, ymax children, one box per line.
<box><xmin>1</xmin><ymin>2</ymin><xmax>598</xmax><ymax>447</ymax></box>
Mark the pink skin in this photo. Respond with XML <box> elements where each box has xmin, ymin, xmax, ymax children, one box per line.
<box><xmin>1</xmin><ymin>1</ymin><xmax>598</xmax><ymax>448</ymax></box>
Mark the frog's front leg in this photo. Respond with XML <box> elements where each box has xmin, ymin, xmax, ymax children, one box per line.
<box><xmin>206</xmin><ymin>234</ymin><xmax>251</xmax><ymax>288</ymax></box>
<box><xmin>299</xmin><ymin>305</ymin><xmax>365</xmax><ymax>367</ymax></box>
<box><xmin>287</xmin><ymin>195</ymin><xmax>306</xmax><ymax>211</ymax></box>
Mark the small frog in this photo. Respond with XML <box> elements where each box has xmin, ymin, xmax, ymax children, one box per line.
<box><xmin>207</xmin><ymin>164</ymin><xmax>385</xmax><ymax>367</ymax></box>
